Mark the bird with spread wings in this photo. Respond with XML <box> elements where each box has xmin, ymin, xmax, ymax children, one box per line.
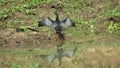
<box><xmin>38</xmin><ymin>12</ymin><xmax>75</xmax><ymax>33</ymax></box>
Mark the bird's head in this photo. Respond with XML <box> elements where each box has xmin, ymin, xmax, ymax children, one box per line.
<box><xmin>54</xmin><ymin>12</ymin><xmax>58</xmax><ymax>16</ymax></box>
<box><xmin>54</xmin><ymin>12</ymin><xmax>59</xmax><ymax>21</ymax></box>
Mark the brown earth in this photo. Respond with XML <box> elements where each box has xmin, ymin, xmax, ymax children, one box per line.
<box><xmin>0</xmin><ymin>28</ymin><xmax>70</xmax><ymax>50</ymax></box>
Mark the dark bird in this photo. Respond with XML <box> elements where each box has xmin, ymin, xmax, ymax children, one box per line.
<box><xmin>38</xmin><ymin>12</ymin><xmax>75</xmax><ymax>33</ymax></box>
<box><xmin>40</xmin><ymin>47</ymin><xmax>77</xmax><ymax>65</ymax></box>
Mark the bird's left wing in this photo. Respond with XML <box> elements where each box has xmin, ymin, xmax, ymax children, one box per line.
<box><xmin>38</xmin><ymin>17</ymin><xmax>57</xmax><ymax>28</ymax></box>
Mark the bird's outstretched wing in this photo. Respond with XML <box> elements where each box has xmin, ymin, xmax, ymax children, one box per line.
<box><xmin>38</xmin><ymin>17</ymin><xmax>57</xmax><ymax>28</ymax></box>
<box><xmin>40</xmin><ymin>54</ymin><xmax>56</xmax><ymax>62</ymax></box>
<box><xmin>61</xmin><ymin>18</ymin><xmax>75</xmax><ymax>28</ymax></box>
<box><xmin>63</xmin><ymin>47</ymin><xmax>77</xmax><ymax>58</ymax></box>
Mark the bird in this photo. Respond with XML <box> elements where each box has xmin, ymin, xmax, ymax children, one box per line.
<box><xmin>40</xmin><ymin>47</ymin><xmax>77</xmax><ymax>65</ymax></box>
<box><xmin>38</xmin><ymin>12</ymin><xmax>75</xmax><ymax>33</ymax></box>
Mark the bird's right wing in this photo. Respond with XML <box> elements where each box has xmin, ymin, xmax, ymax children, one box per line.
<box><xmin>38</xmin><ymin>17</ymin><xmax>57</xmax><ymax>28</ymax></box>
<box><xmin>61</xmin><ymin>18</ymin><xmax>75</xmax><ymax>28</ymax></box>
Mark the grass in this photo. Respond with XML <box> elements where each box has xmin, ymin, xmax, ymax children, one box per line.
<box><xmin>0</xmin><ymin>0</ymin><xmax>120</xmax><ymax>32</ymax></box>
<box><xmin>0</xmin><ymin>0</ymin><xmax>51</xmax><ymax>19</ymax></box>
<box><xmin>4</xmin><ymin>61</ymin><xmax>21</xmax><ymax>68</ymax></box>
<box><xmin>0</xmin><ymin>0</ymin><xmax>16</xmax><ymax>7</ymax></box>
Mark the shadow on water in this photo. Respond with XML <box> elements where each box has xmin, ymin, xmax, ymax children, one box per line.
<box><xmin>40</xmin><ymin>46</ymin><xmax>77</xmax><ymax>66</ymax></box>
<box><xmin>40</xmin><ymin>32</ymin><xmax>77</xmax><ymax>66</ymax></box>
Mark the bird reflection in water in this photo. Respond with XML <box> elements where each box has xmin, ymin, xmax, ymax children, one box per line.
<box><xmin>40</xmin><ymin>46</ymin><xmax>77</xmax><ymax>66</ymax></box>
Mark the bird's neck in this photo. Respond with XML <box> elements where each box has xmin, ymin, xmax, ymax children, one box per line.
<box><xmin>55</xmin><ymin>13</ymin><xmax>59</xmax><ymax>21</ymax></box>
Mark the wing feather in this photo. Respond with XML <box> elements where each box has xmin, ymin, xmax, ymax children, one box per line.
<box><xmin>38</xmin><ymin>17</ymin><xmax>57</xmax><ymax>28</ymax></box>
<box><xmin>40</xmin><ymin>54</ymin><xmax>56</xmax><ymax>62</ymax></box>
<box><xmin>63</xmin><ymin>47</ymin><xmax>77</xmax><ymax>58</ymax></box>
<box><xmin>61</xmin><ymin>18</ymin><xmax>75</xmax><ymax>28</ymax></box>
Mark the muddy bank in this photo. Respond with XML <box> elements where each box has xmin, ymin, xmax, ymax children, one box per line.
<box><xmin>0</xmin><ymin>28</ymin><xmax>69</xmax><ymax>50</ymax></box>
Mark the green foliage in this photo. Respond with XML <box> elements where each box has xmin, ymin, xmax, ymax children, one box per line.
<box><xmin>104</xmin><ymin>10</ymin><xmax>120</xmax><ymax>18</ymax></box>
<box><xmin>81</xmin><ymin>19</ymin><xmax>96</xmax><ymax>33</ymax></box>
<box><xmin>89</xmin><ymin>24</ymin><xmax>95</xmax><ymax>32</ymax></box>
<box><xmin>88</xmin><ymin>19</ymin><xmax>96</xmax><ymax>32</ymax></box>
<box><xmin>6</xmin><ymin>20</ymin><xmax>16</xmax><ymax>28</ymax></box>
<box><xmin>107</xmin><ymin>22</ymin><xmax>120</xmax><ymax>33</ymax></box>
<box><xmin>31</xmin><ymin>21</ymin><xmax>38</xmax><ymax>27</ymax></box>
<box><xmin>73</xmin><ymin>18</ymin><xmax>81</xmax><ymax>24</ymax></box>
<box><xmin>99</xmin><ymin>9</ymin><xmax>120</xmax><ymax>19</ymax></box>
<box><xmin>25</xmin><ymin>63</ymin><xmax>40</xmax><ymax>68</ymax></box>
<box><xmin>18</xmin><ymin>25</ymin><xmax>27</xmax><ymax>30</ymax></box>
<box><xmin>4</xmin><ymin>62</ymin><xmax>21</xmax><ymax>68</ymax></box>
<box><xmin>0</xmin><ymin>0</ymin><xmax>15</xmax><ymax>6</ymax></box>
<box><xmin>25</xmin><ymin>9</ymin><xmax>36</xmax><ymax>15</ymax></box>
<box><xmin>6</xmin><ymin>19</ymin><xmax>23</xmax><ymax>28</ymax></box>
<box><xmin>0</xmin><ymin>0</ymin><xmax>52</xmax><ymax>19</ymax></box>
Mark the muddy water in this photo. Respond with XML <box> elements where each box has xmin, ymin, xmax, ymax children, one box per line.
<box><xmin>0</xmin><ymin>46</ymin><xmax>120</xmax><ymax>68</ymax></box>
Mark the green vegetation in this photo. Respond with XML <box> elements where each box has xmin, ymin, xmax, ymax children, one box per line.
<box><xmin>0</xmin><ymin>0</ymin><xmax>51</xmax><ymax>19</ymax></box>
<box><xmin>107</xmin><ymin>22</ymin><xmax>120</xmax><ymax>33</ymax></box>
<box><xmin>0</xmin><ymin>0</ymin><xmax>15</xmax><ymax>7</ymax></box>
<box><xmin>4</xmin><ymin>61</ymin><xmax>21</xmax><ymax>68</ymax></box>
<box><xmin>0</xmin><ymin>0</ymin><xmax>120</xmax><ymax>34</ymax></box>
